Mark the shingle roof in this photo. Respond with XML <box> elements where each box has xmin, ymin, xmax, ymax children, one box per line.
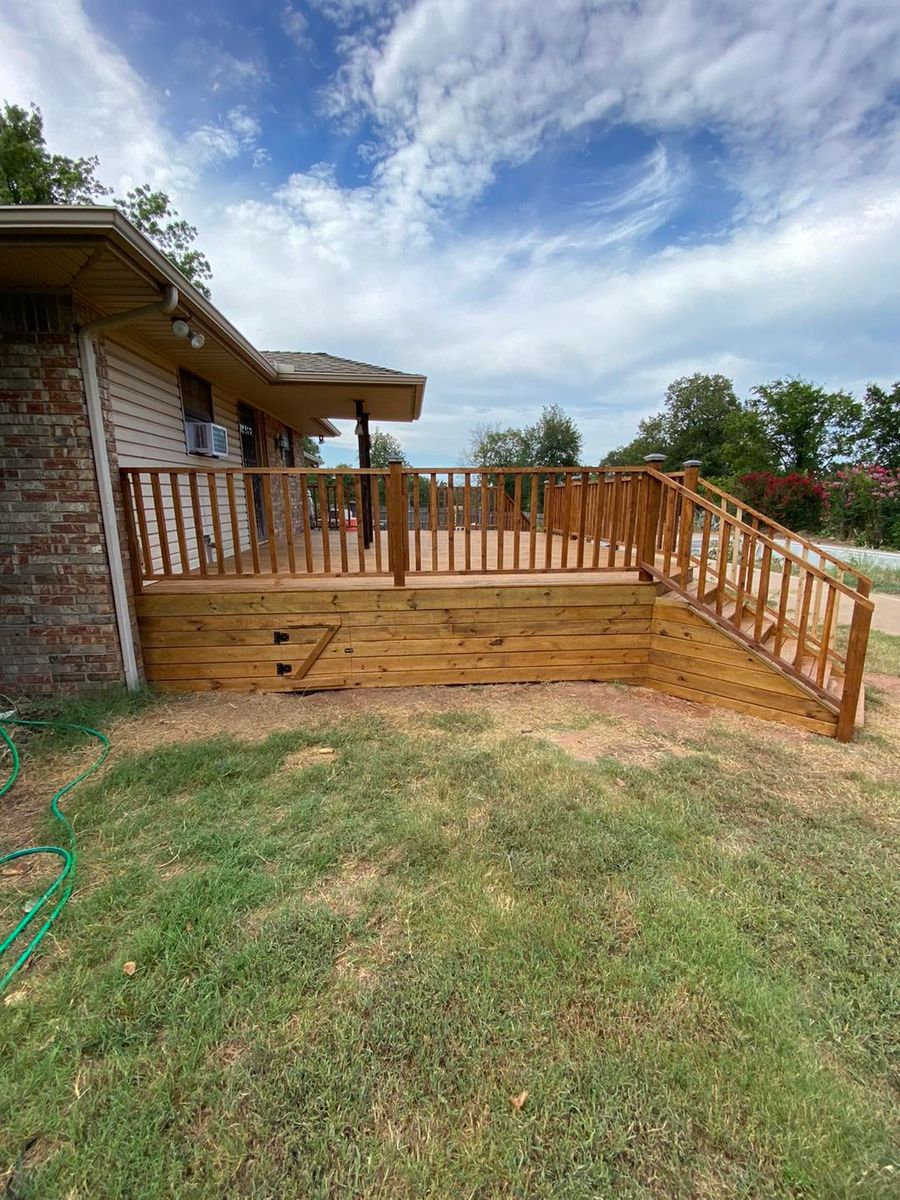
<box><xmin>263</xmin><ymin>351</ymin><xmax>420</xmax><ymax>379</ymax></box>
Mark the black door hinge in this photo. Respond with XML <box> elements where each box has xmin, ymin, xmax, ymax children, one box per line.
<box><xmin>273</xmin><ymin>630</ymin><xmax>289</xmax><ymax>644</ymax></box>
<box><xmin>276</xmin><ymin>662</ymin><xmax>292</xmax><ymax>676</ymax></box>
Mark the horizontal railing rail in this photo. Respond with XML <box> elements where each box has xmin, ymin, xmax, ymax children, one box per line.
<box><xmin>644</xmin><ymin>469</ymin><xmax>873</xmax><ymax>740</ymax></box>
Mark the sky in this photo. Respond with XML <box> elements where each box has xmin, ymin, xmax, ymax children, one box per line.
<box><xmin>2</xmin><ymin>0</ymin><xmax>899</xmax><ymax>467</ymax></box>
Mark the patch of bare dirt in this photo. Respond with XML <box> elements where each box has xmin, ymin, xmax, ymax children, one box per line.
<box><xmin>538</xmin><ymin>724</ymin><xmax>695</xmax><ymax>767</ymax></box>
<box><xmin>281</xmin><ymin>745</ymin><xmax>337</xmax><ymax>771</ymax></box>
<box><xmin>306</xmin><ymin>859</ymin><xmax>382</xmax><ymax>919</ymax></box>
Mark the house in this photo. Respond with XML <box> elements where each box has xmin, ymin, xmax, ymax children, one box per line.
<box><xmin>0</xmin><ymin>207</ymin><xmax>872</xmax><ymax>740</ymax></box>
<box><xmin>0</xmin><ymin>206</ymin><xmax>425</xmax><ymax>694</ymax></box>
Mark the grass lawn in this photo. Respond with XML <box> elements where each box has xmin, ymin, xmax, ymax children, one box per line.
<box><xmin>1</xmin><ymin>678</ymin><xmax>898</xmax><ymax>1198</ymax></box>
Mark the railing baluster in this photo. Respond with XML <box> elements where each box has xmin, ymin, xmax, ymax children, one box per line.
<box><xmin>696</xmin><ymin>508</ymin><xmax>712</xmax><ymax>599</ymax></box>
<box><xmin>411</xmin><ymin>472</ymin><xmax>421</xmax><ymax>571</ymax></box>
<box><xmin>481</xmin><ymin>475</ymin><xmax>489</xmax><ymax>571</ymax></box>
<box><xmin>150</xmin><ymin>473</ymin><xmax>172</xmax><ymax>576</ymax></box>
<box><xmin>447</xmin><ymin>471</ymin><xmax>455</xmax><ymax>573</ymax></box>
<box><xmin>353</xmin><ymin>475</ymin><xmax>366</xmax><ymax>572</ymax></box>
<box><xmin>512</xmin><ymin>473</ymin><xmax>522</xmax><ymax>570</ymax></box>
<box><xmin>715</xmin><ymin>521</ymin><xmax>730</xmax><ymax>614</ymax></box>
<box><xmin>754</xmin><ymin>544</ymin><xmax>772</xmax><ymax>640</ymax></box>
<box><xmin>281</xmin><ymin>475</ymin><xmax>297</xmax><ymax>574</ymax></box>
<box><xmin>371</xmin><ymin>474</ymin><xmax>383</xmax><ymax>573</ymax></box>
<box><xmin>189</xmin><ymin>472</ymin><xmax>208</xmax><ymax>576</ymax></box>
<box><xmin>226</xmin><ymin>473</ymin><xmax>243</xmax><ymax>575</ymax></box>
<box><xmin>262</xmin><ymin>474</ymin><xmax>278</xmax><ymax>573</ymax></box>
<box><xmin>575</xmin><ymin>474</ymin><xmax>588</xmax><ymax>569</ymax></box>
<box><xmin>130</xmin><ymin>472</ymin><xmax>155</xmax><ymax>579</ymax></box>
<box><xmin>496</xmin><ymin>472</ymin><xmax>505</xmax><ymax>570</ymax></box>
<box><xmin>528</xmin><ymin>472</ymin><xmax>539</xmax><ymax>570</ymax></box>
<box><xmin>774</xmin><ymin>553</ymin><xmax>792</xmax><ymax>654</ymax></box>
<box><xmin>794</xmin><ymin>572</ymin><xmax>814</xmax><ymax>669</ymax></box>
<box><xmin>591</xmin><ymin>474</ymin><xmax>605</xmax><ymax>569</ymax></box>
<box><xmin>299</xmin><ymin>473</ymin><xmax>313</xmax><ymax>573</ymax></box>
<box><xmin>558</xmin><ymin>473</ymin><xmax>572</xmax><ymax>569</ymax></box>
<box><xmin>335</xmin><ymin>475</ymin><xmax>349</xmax><ymax>572</ymax></box>
<box><xmin>432</xmin><ymin>472</ymin><xmax>441</xmax><ymax>571</ymax></box>
<box><xmin>316</xmin><ymin>475</ymin><xmax>330</xmax><ymax>573</ymax></box>
<box><xmin>543</xmin><ymin>480</ymin><xmax>553</xmax><ymax>569</ymax></box>
<box><xmin>606</xmin><ymin>474</ymin><xmax>621</xmax><ymax>569</ymax></box>
<box><xmin>816</xmin><ymin>586</ymin><xmax>837</xmax><ymax>687</ymax></box>
<box><xmin>464</xmin><ymin>473</ymin><xmax>472</xmax><ymax>570</ymax></box>
<box><xmin>207</xmin><ymin>473</ymin><xmax>226</xmax><ymax>574</ymax></box>
<box><xmin>243</xmin><ymin>474</ymin><xmax>259</xmax><ymax>574</ymax></box>
<box><xmin>169</xmin><ymin>472</ymin><xmax>189</xmax><ymax>575</ymax></box>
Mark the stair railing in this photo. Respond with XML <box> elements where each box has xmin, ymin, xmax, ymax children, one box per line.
<box><xmin>641</xmin><ymin>468</ymin><xmax>873</xmax><ymax>741</ymax></box>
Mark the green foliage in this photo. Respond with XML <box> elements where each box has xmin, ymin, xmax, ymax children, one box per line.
<box><xmin>603</xmin><ymin>374</ymin><xmax>772</xmax><ymax>477</ymax></box>
<box><xmin>824</xmin><ymin>465</ymin><xmax>900</xmax><ymax>548</ymax></box>
<box><xmin>115</xmin><ymin>185</ymin><xmax>212</xmax><ymax>297</ymax></box>
<box><xmin>368</xmin><ymin>429</ymin><xmax>409</xmax><ymax>468</ymax></box>
<box><xmin>749</xmin><ymin>377</ymin><xmax>862</xmax><ymax>474</ymax></box>
<box><xmin>861</xmin><ymin>382</ymin><xmax>900</xmax><ymax>470</ymax></box>
<box><xmin>467</xmin><ymin>404</ymin><xmax>582</xmax><ymax>468</ymax></box>
<box><xmin>298</xmin><ymin>435</ymin><xmax>321</xmax><ymax>465</ymax></box>
<box><xmin>1</xmin><ymin>101</ymin><xmax>212</xmax><ymax>295</ymax></box>
<box><xmin>0</xmin><ymin>102</ymin><xmax>107</xmax><ymax>204</ymax></box>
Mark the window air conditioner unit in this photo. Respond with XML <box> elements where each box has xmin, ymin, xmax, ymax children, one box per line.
<box><xmin>186</xmin><ymin>421</ymin><xmax>228</xmax><ymax>458</ymax></box>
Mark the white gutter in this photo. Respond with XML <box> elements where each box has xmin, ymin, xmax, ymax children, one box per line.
<box><xmin>77</xmin><ymin>285</ymin><xmax>179</xmax><ymax>691</ymax></box>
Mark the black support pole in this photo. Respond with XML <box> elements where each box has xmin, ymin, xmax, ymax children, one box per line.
<box><xmin>356</xmin><ymin>399</ymin><xmax>373</xmax><ymax>548</ymax></box>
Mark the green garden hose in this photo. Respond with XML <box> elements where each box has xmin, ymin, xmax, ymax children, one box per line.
<box><xmin>0</xmin><ymin>717</ymin><xmax>109</xmax><ymax>993</ymax></box>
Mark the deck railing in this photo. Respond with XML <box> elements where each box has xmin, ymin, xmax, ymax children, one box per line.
<box><xmin>120</xmin><ymin>463</ymin><xmax>643</xmax><ymax>588</ymax></box>
<box><xmin>642</xmin><ymin>466</ymin><xmax>873</xmax><ymax>740</ymax></box>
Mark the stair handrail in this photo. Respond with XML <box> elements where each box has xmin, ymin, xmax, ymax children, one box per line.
<box><xmin>647</xmin><ymin>471</ymin><xmax>873</xmax><ymax>740</ymax></box>
<box><xmin>696</xmin><ymin>477</ymin><xmax>872</xmax><ymax>589</ymax></box>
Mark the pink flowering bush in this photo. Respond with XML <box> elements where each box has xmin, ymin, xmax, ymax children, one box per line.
<box><xmin>739</xmin><ymin>472</ymin><xmax>828</xmax><ymax>533</ymax></box>
<box><xmin>824</xmin><ymin>464</ymin><xmax>900</xmax><ymax>547</ymax></box>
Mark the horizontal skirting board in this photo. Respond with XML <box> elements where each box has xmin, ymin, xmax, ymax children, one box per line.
<box><xmin>144</xmin><ymin>633</ymin><xmax>651</xmax><ymax>665</ymax></box>
<box><xmin>138</xmin><ymin>603</ymin><xmax>654</xmax><ymax>634</ymax></box>
<box><xmin>136</xmin><ymin>582</ymin><xmax>657</xmax><ymax>617</ymax></box>
<box><xmin>148</xmin><ymin>649</ymin><xmax>650</xmax><ymax>681</ymax></box>
<box><xmin>151</xmin><ymin>663</ymin><xmax>650</xmax><ymax>693</ymax></box>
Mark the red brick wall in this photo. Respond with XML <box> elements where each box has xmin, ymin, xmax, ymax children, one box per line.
<box><xmin>0</xmin><ymin>292</ymin><xmax>142</xmax><ymax>696</ymax></box>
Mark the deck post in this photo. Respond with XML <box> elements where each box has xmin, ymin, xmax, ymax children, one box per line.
<box><xmin>678</xmin><ymin>459</ymin><xmax>702</xmax><ymax>583</ymax></box>
<box><xmin>638</xmin><ymin>454</ymin><xmax>666</xmax><ymax>581</ymax></box>
<box><xmin>387</xmin><ymin>459</ymin><xmax>406</xmax><ymax>587</ymax></box>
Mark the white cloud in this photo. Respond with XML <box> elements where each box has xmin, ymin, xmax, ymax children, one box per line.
<box><xmin>281</xmin><ymin>4</ymin><xmax>311</xmax><ymax>49</ymax></box>
<box><xmin>3</xmin><ymin>0</ymin><xmax>900</xmax><ymax>465</ymax></box>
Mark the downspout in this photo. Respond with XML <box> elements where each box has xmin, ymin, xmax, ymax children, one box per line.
<box><xmin>77</xmin><ymin>285</ymin><xmax>179</xmax><ymax>691</ymax></box>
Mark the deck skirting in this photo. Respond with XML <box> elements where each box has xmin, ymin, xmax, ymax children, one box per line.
<box><xmin>136</xmin><ymin>578</ymin><xmax>839</xmax><ymax>736</ymax></box>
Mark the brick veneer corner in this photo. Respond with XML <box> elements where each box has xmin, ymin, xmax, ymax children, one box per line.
<box><xmin>0</xmin><ymin>292</ymin><xmax>143</xmax><ymax>696</ymax></box>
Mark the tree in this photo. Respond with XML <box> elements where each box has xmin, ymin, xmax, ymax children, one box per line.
<box><xmin>465</xmin><ymin>406</ymin><xmax>581</xmax><ymax>468</ymax></box>
<box><xmin>466</xmin><ymin>423</ymin><xmax>530</xmax><ymax>468</ymax></box>
<box><xmin>860</xmin><ymin>382</ymin><xmax>900</xmax><ymax>469</ymax></box>
<box><xmin>116</xmin><ymin>185</ymin><xmax>212</xmax><ymax>297</ymax></box>
<box><xmin>369</xmin><ymin>429</ymin><xmax>409</xmax><ymax>468</ymax></box>
<box><xmin>527</xmin><ymin>404</ymin><xmax>582</xmax><ymax>466</ymax></box>
<box><xmin>0</xmin><ymin>102</ymin><xmax>105</xmax><ymax>203</ymax></box>
<box><xmin>0</xmin><ymin>101</ymin><xmax>212</xmax><ymax>295</ymax></box>
<box><xmin>601</xmin><ymin>373</ymin><xmax>769</xmax><ymax>478</ymax></box>
<box><xmin>749</xmin><ymin>378</ymin><xmax>861</xmax><ymax>473</ymax></box>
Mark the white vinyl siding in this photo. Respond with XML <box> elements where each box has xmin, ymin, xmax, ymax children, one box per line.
<box><xmin>106</xmin><ymin>339</ymin><xmax>249</xmax><ymax>574</ymax></box>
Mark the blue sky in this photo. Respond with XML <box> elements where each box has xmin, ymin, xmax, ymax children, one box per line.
<box><xmin>2</xmin><ymin>0</ymin><xmax>900</xmax><ymax>467</ymax></box>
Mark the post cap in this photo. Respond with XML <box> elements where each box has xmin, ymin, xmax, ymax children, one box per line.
<box><xmin>643</xmin><ymin>453</ymin><xmax>667</xmax><ymax>463</ymax></box>
<box><xmin>683</xmin><ymin>459</ymin><xmax>702</xmax><ymax>468</ymax></box>
<box><xmin>388</xmin><ymin>458</ymin><xmax>403</xmax><ymax>465</ymax></box>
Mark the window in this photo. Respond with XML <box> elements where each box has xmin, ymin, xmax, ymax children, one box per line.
<box><xmin>179</xmin><ymin>369</ymin><xmax>214</xmax><ymax>423</ymax></box>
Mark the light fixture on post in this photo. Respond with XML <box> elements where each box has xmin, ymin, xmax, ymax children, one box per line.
<box><xmin>354</xmin><ymin>417</ymin><xmax>365</xmax><ymax>436</ymax></box>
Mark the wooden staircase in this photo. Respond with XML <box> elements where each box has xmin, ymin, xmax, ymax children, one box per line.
<box><xmin>641</xmin><ymin>467</ymin><xmax>874</xmax><ymax>741</ymax></box>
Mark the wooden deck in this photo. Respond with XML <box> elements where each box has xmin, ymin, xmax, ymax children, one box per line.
<box><xmin>123</xmin><ymin>463</ymin><xmax>873</xmax><ymax>739</ymax></box>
